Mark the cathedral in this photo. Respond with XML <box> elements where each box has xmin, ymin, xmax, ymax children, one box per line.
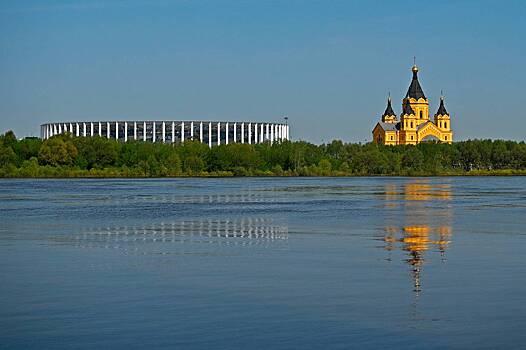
<box><xmin>372</xmin><ymin>64</ymin><xmax>453</xmax><ymax>145</ymax></box>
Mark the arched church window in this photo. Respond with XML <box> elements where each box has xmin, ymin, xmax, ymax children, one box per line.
<box><xmin>419</xmin><ymin>111</ymin><xmax>423</xmax><ymax>118</ymax></box>
<box><xmin>411</xmin><ymin>122</ymin><xmax>414</xmax><ymax>128</ymax></box>
<box><xmin>445</xmin><ymin>135</ymin><xmax>448</xmax><ymax>140</ymax></box>
<box><xmin>444</xmin><ymin>122</ymin><xmax>448</xmax><ymax>129</ymax></box>
<box><xmin>411</xmin><ymin>135</ymin><xmax>414</xmax><ymax>140</ymax></box>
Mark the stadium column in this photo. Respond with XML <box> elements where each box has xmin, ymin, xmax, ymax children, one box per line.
<box><xmin>270</xmin><ymin>124</ymin><xmax>274</xmax><ymax>144</ymax></box>
<box><xmin>69</xmin><ymin>123</ymin><xmax>73</xmax><ymax>134</ymax></box>
<box><xmin>241</xmin><ymin>123</ymin><xmax>245</xmax><ymax>144</ymax></box>
<box><xmin>143</xmin><ymin>122</ymin><xmax>146</xmax><ymax>141</ymax></box>
<box><xmin>124</xmin><ymin>122</ymin><xmax>128</xmax><ymax>142</ymax></box>
<box><xmin>190</xmin><ymin>121</ymin><xmax>194</xmax><ymax>140</ymax></box>
<box><xmin>225</xmin><ymin>122</ymin><xmax>229</xmax><ymax>145</ymax></box>
<box><xmin>83</xmin><ymin>122</ymin><xmax>87</xmax><ymax>137</ymax></box>
<box><xmin>199</xmin><ymin>122</ymin><xmax>203</xmax><ymax>142</ymax></box>
<box><xmin>266</xmin><ymin>124</ymin><xmax>269</xmax><ymax>141</ymax></box>
<box><xmin>248</xmin><ymin>123</ymin><xmax>252</xmax><ymax>144</ymax></box>
<box><xmin>152</xmin><ymin>122</ymin><xmax>156</xmax><ymax>142</ymax></box>
<box><xmin>172</xmin><ymin>122</ymin><xmax>175</xmax><ymax>143</ymax></box>
<box><xmin>233</xmin><ymin>123</ymin><xmax>237</xmax><ymax>142</ymax></box>
<box><xmin>217</xmin><ymin>122</ymin><xmax>220</xmax><ymax>146</ymax></box>
<box><xmin>107</xmin><ymin>122</ymin><xmax>110</xmax><ymax>139</ymax></box>
<box><xmin>208</xmin><ymin>122</ymin><xmax>212</xmax><ymax>148</ymax></box>
<box><xmin>115</xmin><ymin>122</ymin><xmax>119</xmax><ymax>140</ymax></box>
<box><xmin>133</xmin><ymin>122</ymin><xmax>137</xmax><ymax>140</ymax></box>
<box><xmin>58</xmin><ymin>123</ymin><xmax>62</xmax><ymax>134</ymax></box>
<box><xmin>260</xmin><ymin>123</ymin><xmax>264</xmax><ymax>143</ymax></box>
<box><xmin>90</xmin><ymin>122</ymin><xmax>94</xmax><ymax>137</ymax></box>
<box><xmin>181</xmin><ymin>122</ymin><xmax>185</xmax><ymax>143</ymax></box>
<box><xmin>162</xmin><ymin>121</ymin><xmax>166</xmax><ymax>143</ymax></box>
<box><xmin>254</xmin><ymin>123</ymin><xmax>258</xmax><ymax>144</ymax></box>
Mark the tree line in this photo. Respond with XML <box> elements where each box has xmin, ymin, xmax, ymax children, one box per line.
<box><xmin>1</xmin><ymin>130</ymin><xmax>526</xmax><ymax>177</ymax></box>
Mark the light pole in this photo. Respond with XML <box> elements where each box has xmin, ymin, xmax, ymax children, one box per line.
<box><xmin>283</xmin><ymin>115</ymin><xmax>288</xmax><ymax>141</ymax></box>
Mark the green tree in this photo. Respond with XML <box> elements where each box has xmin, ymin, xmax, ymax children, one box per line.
<box><xmin>38</xmin><ymin>136</ymin><xmax>78</xmax><ymax>166</ymax></box>
<box><xmin>0</xmin><ymin>144</ymin><xmax>17</xmax><ymax>167</ymax></box>
<box><xmin>74</xmin><ymin>136</ymin><xmax>117</xmax><ymax>169</ymax></box>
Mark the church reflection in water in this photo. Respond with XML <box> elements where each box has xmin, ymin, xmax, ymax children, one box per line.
<box><xmin>379</xmin><ymin>181</ymin><xmax>453</xmax><ymax>295</ymax></box>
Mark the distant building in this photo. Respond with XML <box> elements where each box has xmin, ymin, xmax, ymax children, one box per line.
<box><xmin>372</xmin><ymin>65</ymin><xmax>453</xmax><ymax>145</ymax></box>
<box><xmin>40</xmin><ymin>120</ymin><xmax>289</xmax><ymax>147</ymax></box>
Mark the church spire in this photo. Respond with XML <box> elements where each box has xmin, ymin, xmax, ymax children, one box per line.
<box><xmin>402</xmin><ymin>99</ymin><xmax>415</xmax><ymax>115</ymax></box>
<box><xmin>435</xmin><ymin>95</ymin><xmax>449</xmax><ymax>116</ymax></box>
<box><xmin>382</xmin><ymin>95</ymin><xmax>396</xmax><ymax>117</ymax></box>
<box><xmin>405</xmin><ymin>63</ymin><xmax>426</xmax><ymax>100</ymax></box>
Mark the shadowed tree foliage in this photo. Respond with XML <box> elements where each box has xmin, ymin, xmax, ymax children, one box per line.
<box><xmin>1</xmin><ymin>130</ymin><xmax>526</xmax><ymax>177</ymax></box>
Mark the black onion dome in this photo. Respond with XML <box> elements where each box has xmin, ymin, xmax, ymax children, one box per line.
<box><xmin>382</xmin><ymin>97</ymin><xmax>396</xmax><ymax>117</ymax></box>
<box><xmin>405</xmin><ymin>66</ymin><xmax>426</xmax><ymax>100</ymax></box>
<box><xmin>436</xmin><ymin>96</ymin><xmax>449</xmax><ymax>116</ymax></box>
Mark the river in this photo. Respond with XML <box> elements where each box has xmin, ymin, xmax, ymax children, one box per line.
<box><xmin>1</xmin><ymin>177</ymin><xmax>525</xmax><ymax>349</ymax></box>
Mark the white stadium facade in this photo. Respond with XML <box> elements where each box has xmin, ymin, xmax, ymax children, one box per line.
<box><xmin>40</xmin><ymin>120</ymin><xmax>290</xmax><ymax>147</ymax></box>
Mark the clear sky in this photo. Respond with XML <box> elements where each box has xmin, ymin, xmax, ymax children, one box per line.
<box><xmin>1</xmin><ymin>0</ymin><xmax>525</xmax><ymax>143</ymax></box>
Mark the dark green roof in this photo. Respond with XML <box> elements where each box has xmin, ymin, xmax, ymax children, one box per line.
<box><xmin>405</xmin><ymin>67</ymin><xmax>426</xmax><ymax>100</ymax></box>
<box><xmin>435</xmin><ymin>97</ymin><xmax>449</xmax><ymax>116</ymax></box>
<box><xmin>382</xmin><ymin>97</ymin><xmax>396</xmax><ymax>117</ymax></box>
<box><xmin>402</xmin><ymin>101</ymin><xmax>415</xmax><ymax>115</ymax></box>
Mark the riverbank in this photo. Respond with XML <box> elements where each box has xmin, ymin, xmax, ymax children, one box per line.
<box><xmin>1</xmin><ymin>165</ymin><xmax>526</xmax><ymax>178</ymax></box>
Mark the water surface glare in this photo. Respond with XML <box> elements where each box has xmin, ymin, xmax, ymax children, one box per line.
<box><xmin>1</xmin><ymin>177</ymin><xmax>525</xmax><ymax>349</ymax></box>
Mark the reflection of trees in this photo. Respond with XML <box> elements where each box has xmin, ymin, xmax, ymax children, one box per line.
<box><xmin>380</xmin><ymin>180</ymin><xmax>453</xmax><ymax>295</ymax></box>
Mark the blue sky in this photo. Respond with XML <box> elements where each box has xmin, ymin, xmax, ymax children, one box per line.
<box><xmin>1</xmin><ymin>0</ymin><xmax>525</xmax><ymax>142</ymax></box>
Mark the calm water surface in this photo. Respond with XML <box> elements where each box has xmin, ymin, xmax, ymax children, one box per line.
<box><xmin>1</xmin><ymin>177</ymin><xmax>525</xmax><ymax>349</ymax></box>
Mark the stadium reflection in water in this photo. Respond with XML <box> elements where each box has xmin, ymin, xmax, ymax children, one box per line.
<box><xmin>54</xmin><ymin>217</ymin><xmax>288</xmax><ymax>255</ymax></box>
<box><xmin>379</xmin><ymin>181</ymin><xmax>453</xmax><ymax>295</ymax></box>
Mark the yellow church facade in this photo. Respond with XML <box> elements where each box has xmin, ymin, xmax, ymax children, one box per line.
<box><xmin>372</xmin><ymin>65</ymin><xmax>453</xmax><ymax>145</ymax></box>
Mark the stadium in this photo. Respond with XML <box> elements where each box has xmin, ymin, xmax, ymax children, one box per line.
<box><xmin>40</xmin><ymin>120</ymin><xmax>290</xmax><ymax>147</ymax></box>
